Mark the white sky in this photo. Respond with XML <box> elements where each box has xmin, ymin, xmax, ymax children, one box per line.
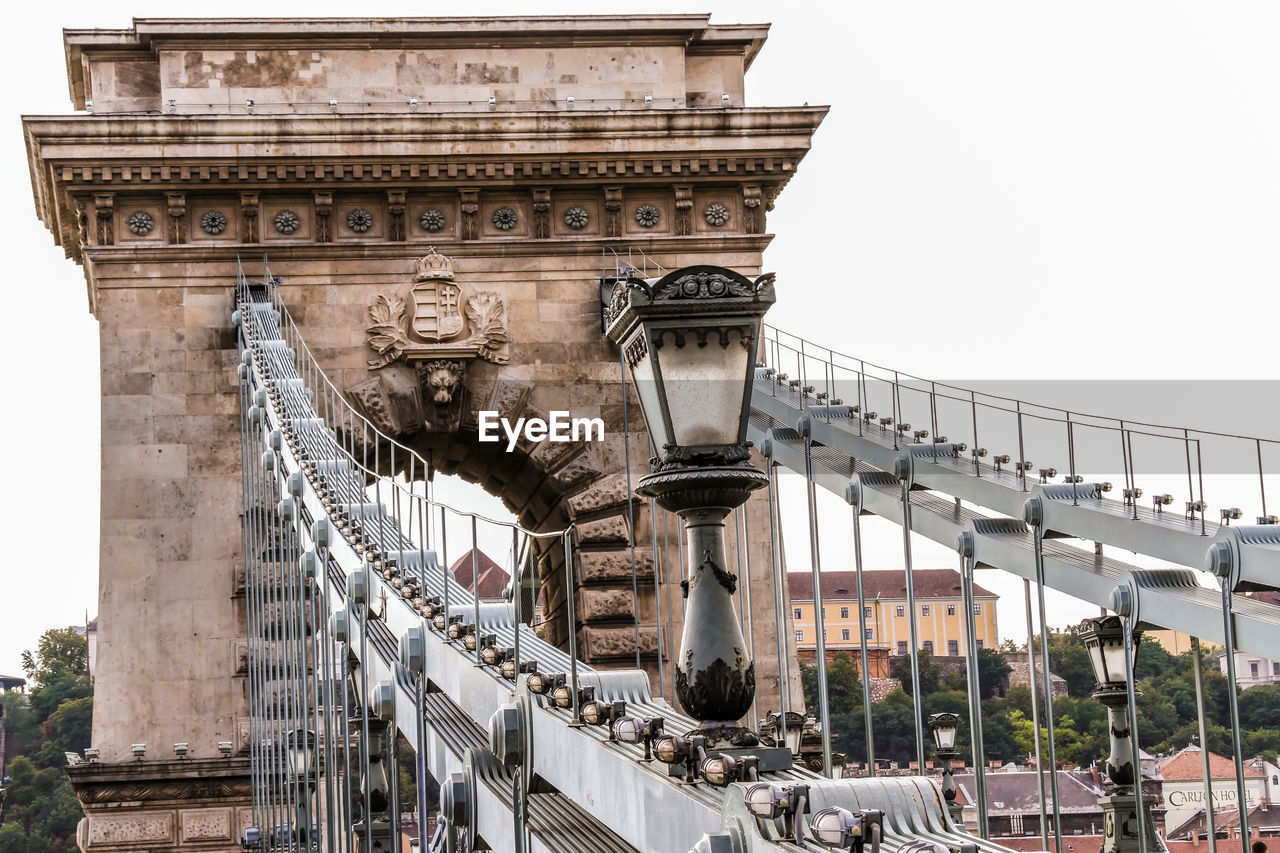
<box><xmin>3</xmin><ymin>2</ymin><xmax>1280</xmax><ymax>679</ymax></box>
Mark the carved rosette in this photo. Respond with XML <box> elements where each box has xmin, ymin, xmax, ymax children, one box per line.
<box><xmin>673</xmin><ymin>185</ymin><xmax>693</xmax><ymax>236</ymax></box>
<box><xmin>603</xmin><ymin>186</ymin><xmax>623</xmax><ymax>237</ymax></box>
<box><xmin>240</xmin><ymin>193</ymin><xmax>259</xmax><ymax>243</ymax></box>
<box><xmin>167</xmin><ymin>193</ymin><xmax>187</xmax><ymax>244</ymax></box>
<box><xmin>459</xmin><ymin>189</ymin><xmax>480</xmax><ymax>239</ymax></box>
<box><xmin>93</xmin><ymin>194</ymin><xmax>114</xmax><ymax>246</ymax></box>
<box><xmin>387</xmin><ymin>190</ymin><xmax>406</xmax><ymax>241</ymax></box>
<box><xmin>313</xmin><ymin>192</ymin><xmax>333</xmax><ymax>242</ymax></box>
<box><xmin>531</xmin><ymin>188</ymin><xmax>551</xmax><ymax>238</ymax></box>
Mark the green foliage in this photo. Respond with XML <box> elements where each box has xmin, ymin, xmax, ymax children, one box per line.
<box><xmin>800</xmin><ymin>653</ymin><xmax>864</xmax><ymax>722</ymax></box>
<box><xmin>1</xmin><ymin>627</ymin><xmax>92</xmax><ymax>853</ymax></box>
<box><xmin>975</xmin><ymin>648</ymin><xmax>1013</xmax><ymax>700</ymax></box>
<box><xmin>890</xmin><ymin>649</ymin><xmax>941</xmax><ymax>697</ymax></box>
<box><xmin>811</xmin><ymin>627</ymin><xmax>1272</xmax><ymax>777</ymax></box>
<box><xmin>1238</xmin><ymin>684</ymin><xmax>1280</xmax><ymax>730</ymax></box>
<box><xmin>20</xmin><ymin>630</ymin><xmax>87</xmax><ymax>689</ymax></box>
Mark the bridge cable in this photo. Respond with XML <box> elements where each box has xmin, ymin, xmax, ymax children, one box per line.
<box><xmin>898</xmin><ymin>477</ymin><xmax>927</xmax><ymax>776</ymax></box>
<box><xmin>1190</xmin><ymin>636</ymin><xmax>1219</xmax><ymax>853</ymax></box>
<box><xmin>1023</xmin><ymin>579</ymin><xmax>1050</xmax><ymax>850</ymax></box>
<box><xmin>1031</xmin><ymin>526</ymin><xmax>1065</xmax><ymax>852</ymax></box>
<box><xmin>1219</xmin><ymin>579</ymin><xmax>1253</xmax><ymax>846</ymax></box>
<box><xmin>959</xmin><ymin>547</ymin><xmax>987</xmax><ymax>837</ymax></box>
<box><xmin>851</xmin><ymin>494</ymin><xmax>876</xmax><ymax>777</ymax></box>
<box><xmin>800</xmin><ymin>415</ymin><xmax>834</xmax><ymax>776</ymax></box>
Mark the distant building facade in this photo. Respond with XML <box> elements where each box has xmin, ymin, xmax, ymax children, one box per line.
<box><xmin>1159</xmin><ymin>745</ymin><xmax>1266</xmax><ymax>834</ymax></box>
<box><xmin>1219</xmin><ymin>591</ymin><xmax>1280</xmax><ymax>690</ymax></box>
<box><xmin>788</xmin><ymin>570</ymin><xmax>999</xmax><ymax>671</ymax></box>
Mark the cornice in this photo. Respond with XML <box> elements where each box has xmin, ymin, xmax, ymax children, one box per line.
<box><xmin>82</xmin><ymin>234</ymin><xmax>775</xmax><ymax>270</ymax></box>
<box><xmin>22</xmin><ymin>106</ymin><xmax>828</xmax><ymax>150</ymax></box>
<box><xmin>47</xmin><ymin>155</ymin><xmax>800</xmax><ymax>190</ymax></box>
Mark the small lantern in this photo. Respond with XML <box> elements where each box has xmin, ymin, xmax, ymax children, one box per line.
<box><xmin>284</xmin><ymin>728</ymin><xmax>318</xmax><ymax>780</ymax></box>
<box><xmin>1078</xmin><ymin>615</ymin><xmax>1139</xmax><ymax>689</ymax></box>
<box><xmin>928</xmin><ymin>713</ymin><xmax>960</xmax><ymax>752</ymax></box>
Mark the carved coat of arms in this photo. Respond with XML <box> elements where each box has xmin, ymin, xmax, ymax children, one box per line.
<box><xmin>366</xmin><ymin>249</ymin><xmax>510</xmax><ymax>367</ymax></box>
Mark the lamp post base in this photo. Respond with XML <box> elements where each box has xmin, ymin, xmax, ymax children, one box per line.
<box><xmin>1099</xmin><ymin>792</ymin><xmax>1157</xmax><ymax>853</ymax></box>
<box><xmin>637</xmin><ymin>464</ymin><xmax>766</xmax><ymax>728</ymax></box>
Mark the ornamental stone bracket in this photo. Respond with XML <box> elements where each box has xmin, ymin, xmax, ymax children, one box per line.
<box><xmin>67</xmin><ymin>757</ymin><xmax>251</xmax><ymax>853</ymax></box>
<box><xmin>365</xmin><ymin>249</ymin><xmax>510</xmax><ymax>369</ymax></box>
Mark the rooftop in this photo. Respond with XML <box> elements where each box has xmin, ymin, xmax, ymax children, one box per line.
<box><xmin>449</xmin><ymin>549</ymin><xmax>511</xmax><ymax>601</ymax></box>
<box><xmin>1159</xmin><ymin>745</ymin><xmax>1264</xmax><ymax>781</ymax></box>
<box><xmin>789</xmin><ymin>569</ymin><xmax>997</xmax><ymax>603</ymax></box>
<box><xmin>954</xmin><ymin>769</ymin><xmax>1103</xmax><ymax>814</ymax></box>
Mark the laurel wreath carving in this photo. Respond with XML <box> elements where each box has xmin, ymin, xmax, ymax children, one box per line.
<box><xmin>366</xmin><ymin>294</ymin><xmax>412</xmax><ymax>368</ymax></box>
<box><xmin>464</xmin><ymin>292</ymin><xmax>511</xmax><ymax>363</ymax></box>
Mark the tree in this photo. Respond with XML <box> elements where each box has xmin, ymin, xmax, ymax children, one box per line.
<box><xmin>800</xmin><ymin>653</ymin><xmax>864</xmax><ymax>721</ymax></box>
<box><xmin>891</xmin><ymin>649</ymin><xmax>941</xmax><ymax>697</ymax></box>
<box><xmin>1238</xmin><ymin>684</ymin><xmax>1280</xmax><ymax>731</ymax></box>
<box><xmin>20</xmin><ymin>630</ymin><xmax>87</xmax><ymax>689</ymax></box>
<box><xmin>975</xmin><ymin>648</ymin><xmax>1012</xmax><ymax>700</ymax></box>
<box><xmin>1039</xmin><ymin>629</ymin><xmax>1095</xmax><ymax>698</ymax></box>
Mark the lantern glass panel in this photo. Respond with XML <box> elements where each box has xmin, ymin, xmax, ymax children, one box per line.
<box><xmin>783</xmin><ymin>725</ymin><xmax>804</xmax><ymax>756</ymax></box>
<box><xmin>1101</xmin><ymin>641</ymin><xmax>1131</xmax><ymax>684</ymax></box>
<box><xmin>624</xmin><ymin>333</ymin><xmax>673</xmax><ymax>452</ymax></box>
<box><xmin>1085</xmin><ymin>641</ymin><xmax>1108</xmax><ymax>685</ymax></box>
<box><xmin>652</xmin><ymin>326</ymin><xmax>753</xmax><ymax>447</ymax></box>
<box><xmin>933</xmin><ymin>723</ymin><xmax>957</xmax><ymax>751</ymax></box>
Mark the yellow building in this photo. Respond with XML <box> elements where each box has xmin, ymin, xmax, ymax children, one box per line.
<box><xmin>1144</xmin><ymin>629</ymin><xmax>1218</xmax><ymax>657</ymax></box>
<box><xmin>788</xmin><ymin>570</ymin><xmax>999</xmax><ymax>662</ymax></box>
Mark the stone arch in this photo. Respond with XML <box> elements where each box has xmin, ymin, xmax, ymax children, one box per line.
<box><xmin>342</xmin><ymin>356</ymin><xmax>661</xmax><ymax>667</ymax></box>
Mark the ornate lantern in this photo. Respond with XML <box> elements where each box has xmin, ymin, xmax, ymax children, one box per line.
<box><xmin>927</xmin><ymin>713</ymin><xmax>962</xmax><ymax>821</ymax></box>
<box><xmin>605</xmin><ymin>266</ymin><xmax>775</xmax><ymax>743</ymax></box>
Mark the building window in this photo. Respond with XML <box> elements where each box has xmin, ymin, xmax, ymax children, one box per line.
<box><xmin>947</xmin><ymin>604</ymin><xmax>956</xmax><ymax>616</ymax></box>
<box><xmin>922</xmin><ymin>605</ymin><xmax>931</xmax><ymax>617</ymax></box>
<box><xmin>795</xmin><ymin>630</ymin><xmax>803</xmax><ymax>642</ymax></box>
<box><xmin>841</xmin><ymin>629</ymin><xmax>851</xmax><ymax>641</ymax></box>
<box><xmin>976</xmin><ymin>639</ymin><xmax>984</xmax><ymax>650</ymax></box>
<box><xmin>822</xmin><ymin>608</ymin><xmax>827</xmax><ymax>619</ymax></box>
<box><xmin>1252</xmin><ymin>661</ymin><xmax>1260</xmax><ymax>678</ymax></box>
<box><xmin>864</xmin><ymin>606</ymin><xmax>872</xmax><ymax>618</ymax></box>
<box><xmin>1274</xmin><ymin>662</ymin><xmax>1280</xmax><ymax>676</ymax></box>
<box><xmin>948</xmin><ymin>640</ymin><xmax>959</xmax><ymax>656</ymax></box>
<box><xmin>923</xmin><ymin>640</ymin><xmax>934</xmax><ymax>654</ymax></box>
<box><xmin>897</xmin><ymin>641</ymin><xmax>908</xmax><ymax>655</ymax></box>
<box><xmin>896</xmin><ymin>605</ymin><xmax>905</xmax><ymax>617</ymax></box>
<box><xmin>822</xmin><ymin>629</ymin><xmax>827</xmax><ymax>641</ymax></box>
<box><xmin>973</xmin><ymin>603</ymin><xmax>981</xmax><ymax>615</ymax></box>
<box><xmin>866</xmin><ymin>629</ymin><xmax>874</xmax><ymax>640</ymax></box>
<box><xmin>794</xmin><ymin>608</ymin><xmax>802</xmax><ymax>620</ymax></box>
<box><xmin>840</xmin><ymin>607</ymin><xmax>850</xmax><ymax>619</ymax></box>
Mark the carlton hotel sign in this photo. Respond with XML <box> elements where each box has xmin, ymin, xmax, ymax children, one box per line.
<box><xmin>1161</xmin><ymin>758</ymin><xmax>1266</xmax><ymax>832</ymax></box>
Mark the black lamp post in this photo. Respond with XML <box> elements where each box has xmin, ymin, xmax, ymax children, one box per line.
<box><xmin>1078</xmin><ymin>613</ymin><xmax>1154</xmax><ymax>853</ymax></box>
<box><xmin>605</xmin><ymin>266</ymin><xmax>775</xmax><ymax>746</ymax></box>
<box><xmin>928</xmin><ymin>712</ymin><xmax>963</xmax><ymax>823</ymax></box>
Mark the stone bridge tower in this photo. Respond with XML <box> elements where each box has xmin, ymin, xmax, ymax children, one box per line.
<box><xmin>24</xmin><ymin>16</ymin><xmax>823</xmax><ymax>848</ymax></box>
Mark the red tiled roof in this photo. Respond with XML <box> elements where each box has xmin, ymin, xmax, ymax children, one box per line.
<box><xmin>1159</xmin><ymin>746</ymin><xmax>1263</xmax><ymax>780</ymax></box>
<box><xmin>450</xmin><ymin>549</ymin><xmax>511</xmax><ymax>601</ymax></box>
<box><xmin>1242</xmin><ymin>590</ymin><xmax>1280</xmax><ymax>607</ymax></box>
<box><xmin>788</xmin><ymin>569</ymin><xmax>995</xmax><ymax>602</ymax></box>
